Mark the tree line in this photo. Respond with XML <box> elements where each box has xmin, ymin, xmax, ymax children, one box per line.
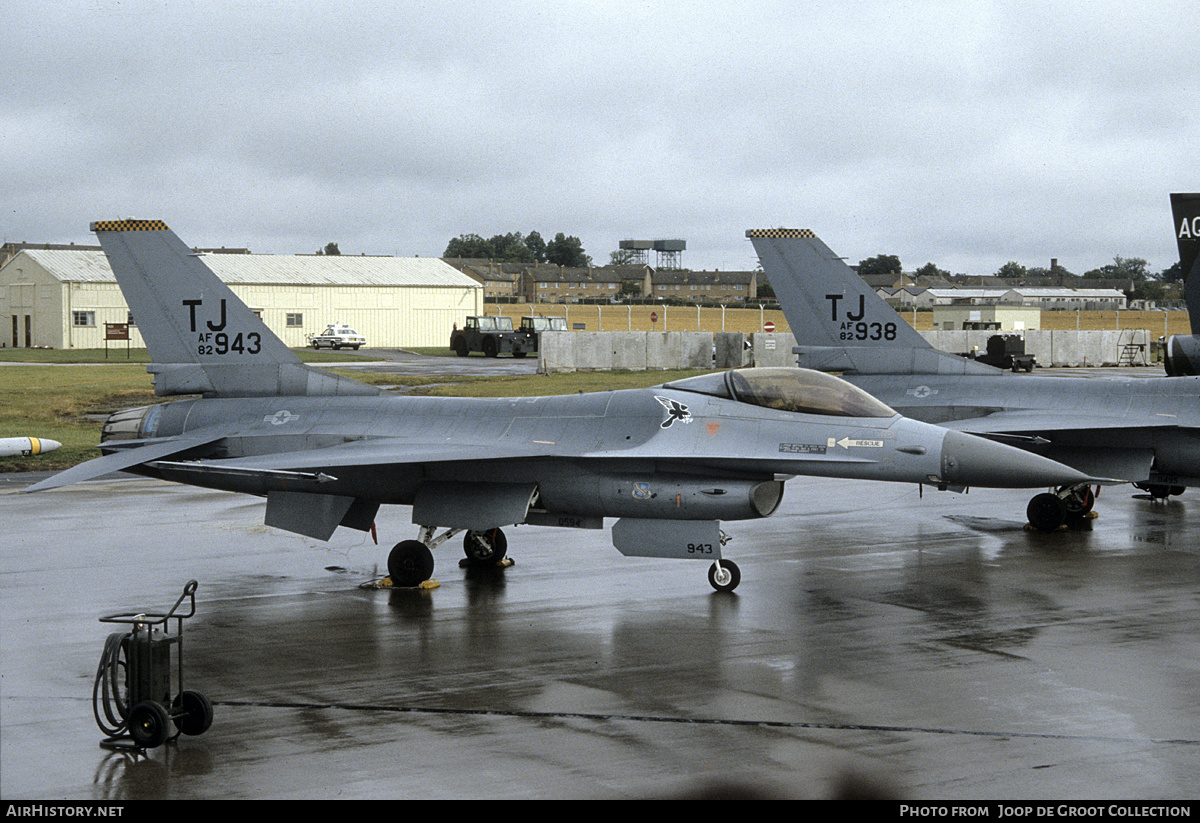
<box><xmin>858</xmin><ymin>253</ymin><xmax>1180</xmax><ymax>282</ymax></box>
<box><xmin>443</xmin><ymin>231</ymin><xmax>591</xmax><ymax>268</ymax></box>
<box><xmin>858</xmin><ymin>254</ymin><xmax>1183</xmax><ymax>301</ymax></box>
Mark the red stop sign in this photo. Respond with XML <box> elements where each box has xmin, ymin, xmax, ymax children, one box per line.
<box><xmin>650</xmin><ymin>311</ymin><xmax>658</xmax><ymax>323</ymax></box>
<box><xmin>764</xmin><ymin>321</ymin><xmax>775</xmax><ymax>332</ymax></box>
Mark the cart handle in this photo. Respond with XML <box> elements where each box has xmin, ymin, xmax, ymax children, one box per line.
<box><xmin>99</xmin><ymin>580</ymin><xmax>198</xmax><ymax>626</ymax></box>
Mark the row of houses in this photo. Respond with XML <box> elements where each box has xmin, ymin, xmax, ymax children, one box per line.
<box><xmin>443</xmin><ymin>259</ymin><xmax>760</xmax><ymax>303</ymax></box>
<box><xmin>879</xmin><ymin>285</ymin><xmax>1129</xmax><ymax>311</ymax></box>
<box><xmin>447</xmin><ymin>256</ymin><xmax>1133</xmax><ymax>311</ymax></box>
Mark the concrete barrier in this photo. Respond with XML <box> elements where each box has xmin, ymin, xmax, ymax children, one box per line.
<box><xmin>715</xmin><ymin>333</ymin><xmax>749</xmax><ymax>369</ymax></box>
<box><xmin>919</xmin><ymin>330</ymin><xmax>1153</xmax><ymax>367</ymax></box>
<box><xmin>538</xmin><ymin>329</ymin><xmax>1158</xmax><ymax>372</ymax></box>
<box><xmin>539</xmin><ymin>331</ymin><xmax>715</xmax><ymax>372</ymax></box>
<box><xmin>747</xmin><ymin>333</ymin><xmax>798</xmax><ymax>367</ymax></box>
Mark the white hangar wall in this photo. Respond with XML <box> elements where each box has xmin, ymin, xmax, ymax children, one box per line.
<box><xmin>0</xmin><ymin>250</ymin><xmax>482</xmax><ymax>350</ymax></box>
<box><xmin>227</xmin><ymin>282</ymin><xmax>481</xmax><ymax>349</ymax></box>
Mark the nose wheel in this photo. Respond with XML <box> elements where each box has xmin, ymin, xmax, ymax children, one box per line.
<box><xmin>708</xmin><ymin>559</ymin><xmax>741</xmax><ymax>593</ymax></box>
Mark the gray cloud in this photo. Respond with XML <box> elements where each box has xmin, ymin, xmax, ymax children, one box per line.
<box><xmin>2</xmin><ymin>0</ymin><xmax>1194</xmax><ymax>274</ymax></box>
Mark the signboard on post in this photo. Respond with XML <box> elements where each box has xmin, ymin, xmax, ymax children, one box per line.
<box><xmin>105</xmin><ymin>323</ymin><xmax>130</xmax><ymax>359</ymax></box>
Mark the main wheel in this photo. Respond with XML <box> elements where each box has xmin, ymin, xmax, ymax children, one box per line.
<box><xmin>172</xmin><ymin>690</ymin><xmax>213</xmax><ymax>736</ymax></box>
<box><xmin>1063</xmin><ymin>485</ymin><xmax>1095</xmax><ymax>517</ymax></box>
<box><xmin>1027</xmin><ymin>492</ymin><xmax>1067</xmax><ymax>531</ymax></box>
<box><xmin>128</xmin><ymin>700</ymin><xmax>171</xmax><ymax>749</ymax></box>
<box><xmin>453</xmin><ymin>338</ymin><xmax>469</xmax><ymax>357</ymax></box>
<box><xmin>1135</xmin><ymin>482</ymin><xmax>1171</xmax><ymax>499</ymax></box>
<box><xmin>708</xmin><ymin>559</ymin><xmax>741</xmax><ymax>593</ymax></box>
<box><xmin>483</xmin><ymin>338</ymin><xmax>498</xmax><ymax>358</ymax></box>
<box><xmin>388</xmin><ymin>540</ymin><xmax>435</xmax><ymax>587</ymax></box>
<box><xmin>463</xmin><ymin>528</ymin><xmax>508</xmax><ymax>566</ymax></box>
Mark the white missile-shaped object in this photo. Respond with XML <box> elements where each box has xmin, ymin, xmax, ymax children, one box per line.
<box><xmin>0</xmin><ymin>437</ymin><xmax>62</xmax><ymax>458</ymax></box>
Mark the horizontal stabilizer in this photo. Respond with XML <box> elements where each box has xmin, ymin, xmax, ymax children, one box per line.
<box><xmin>21</xmin><ymin>428</ymin><xmax>231</xmax><ymax>493</ymax></box>
<box><xmin>794</xmin><ymin>346</ymin><xmax>999</xmax><ymax>376</ymax></box>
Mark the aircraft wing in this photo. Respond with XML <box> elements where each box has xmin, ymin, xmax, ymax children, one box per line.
<box><xmin>942</xmin><ymin>411</ymin><xmax>1163</xmax><ymax>483</ymax></box>
<box><xmin>942</xmin><ymin>410</ymin><xmax>1183</xmax><ymax>435</ymax></box>
<box><xmin>144</xmin><ymin>436</ymin><xmax>566</xmax><ymax>476</ymax></box>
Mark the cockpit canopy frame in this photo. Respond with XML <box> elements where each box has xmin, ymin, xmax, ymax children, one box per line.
<box><xmin>664</xmin><ymin>367</ymin><xmax>897</xmax><ymax>419</ymax></box>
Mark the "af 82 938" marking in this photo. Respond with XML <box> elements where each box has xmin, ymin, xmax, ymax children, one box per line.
<box><xmin>839</xmin><ymin>321</ymin><xmax>897</xmax><ymax>341</ymax></box>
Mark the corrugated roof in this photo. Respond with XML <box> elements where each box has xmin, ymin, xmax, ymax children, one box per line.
<box><xmin>17</xmin><ymin>249</ymin><xmax>481</xmax><ymax>289</ymax></box>
<box><xmin>1010</xmin><ymin>287</ymin><xmax>1126</xmax><ymax>298</ymax></box>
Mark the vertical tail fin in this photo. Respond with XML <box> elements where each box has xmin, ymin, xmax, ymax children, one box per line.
<box><xmin>93</xmin><ymin>219</ymin><xmax>377</xmax><ymax>397</ymax></box>
<box><xmin>746</xmin><ymin>228</ymin><xmax>994</xmax><ymax>375</ymax></box>
<box><xmin>1162</xmin><ymin>195</ymin><xmax>1200</xmax><ymax>375</ymax></box>
<box><xmin>1169</xmin><ymin>194</ymin><xmax>1200</xmax><ymax>336</ymax></box>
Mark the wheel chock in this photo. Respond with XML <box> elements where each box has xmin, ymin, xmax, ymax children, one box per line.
<box><xmin>457</xmin><ymin>557</ymin><xmax>516</xmax><ymax>569</ymax></box>
<box><xmin>360</xmin><ymin>577</ymin><xmax>440</xmax><ymax>590</ymax></box>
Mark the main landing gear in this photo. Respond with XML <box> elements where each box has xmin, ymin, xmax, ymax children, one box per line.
<box><xmin>386</xmin><ymin>527</ymin><xmax>510</xmax><ymax>587</ymax></box>
<box><xmin>1026</xmin><ymin>485</ymin><xmax>1097</xmax><ymax>532</ymax></box>
<box><xmin>1133</xmin><ymin>482</ymin><xmax>1186</xmax><ymax>501</ymax></box>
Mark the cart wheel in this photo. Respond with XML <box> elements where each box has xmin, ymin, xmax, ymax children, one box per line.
<box><xmin>128</xmin><ymin>700</ymin><xmax>171</xmax><ymax>748</ymax></box>
<box><xmin>172</xmin><ymin>690</ymin><xmax>214</xmax><ymax>736</ymax></box>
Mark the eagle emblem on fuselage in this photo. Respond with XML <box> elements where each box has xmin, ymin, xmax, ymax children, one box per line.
<box><xmin>654</xmin><ymin>396</ymin><xmax>693</xmax><ymax>428</ymax></box>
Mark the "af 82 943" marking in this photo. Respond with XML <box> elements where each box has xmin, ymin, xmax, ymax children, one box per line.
<box><xmin>197</xmin><ymin>331</ymin><xmax>261</xmax><ymax>356</ymax></box>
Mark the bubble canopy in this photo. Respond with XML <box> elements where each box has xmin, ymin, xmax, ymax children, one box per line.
<box><xmin>662</xmin><ymin>367</ymin><xmax>897</xmax><ymax>419</ymax></box>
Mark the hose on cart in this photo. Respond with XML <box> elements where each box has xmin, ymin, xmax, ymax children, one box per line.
<box><xmin>93</xmin><ymin>631</ymin><xmax>131</xmax><ymax>738</ymax></box>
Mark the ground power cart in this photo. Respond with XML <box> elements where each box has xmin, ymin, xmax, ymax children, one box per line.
<box><xmin>92</xmin><ymin>580</ymin><xmax>213</xmax><ymax>750</ymax></box>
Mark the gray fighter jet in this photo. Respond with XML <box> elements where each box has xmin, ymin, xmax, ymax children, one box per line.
<box><xmin>749</xmin><ymin>218</ymin><xmax>1200</xmax><ymax>532</ymax></box>
<box><xmin>25</xmin><ymin>220</ymin><xmax>1093</xmax><ymax>591</ymax></box>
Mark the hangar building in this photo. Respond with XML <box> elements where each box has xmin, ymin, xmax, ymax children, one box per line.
<box><xmin>0</xmin><ymin>249</ymin><xmax>482</xmax><ymax>350</ymax></box>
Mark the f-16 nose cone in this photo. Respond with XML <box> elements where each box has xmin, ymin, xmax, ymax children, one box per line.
<box><xmin>939</xmin><ymin>430</ymin><xmax>1091</xmax><ymax>488</ymax></box>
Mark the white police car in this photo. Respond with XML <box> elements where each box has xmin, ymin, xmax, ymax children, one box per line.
<box><xmin>310</xmin><ymin>324</ymin><xmax>366</xmax><ymax>350</ymax></box>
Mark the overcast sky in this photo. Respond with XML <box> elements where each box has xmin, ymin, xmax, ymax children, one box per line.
<box><xmin>3</xmin><ymin>0</ymin><xmax>1195</xmax><ymax>276</ymax></box>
